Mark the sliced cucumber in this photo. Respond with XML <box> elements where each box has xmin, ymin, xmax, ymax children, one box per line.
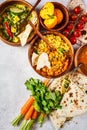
<box><xmin>10</xmin><ymin>7</ymin><xmax>24</xmax><ymax>14</ymax></box>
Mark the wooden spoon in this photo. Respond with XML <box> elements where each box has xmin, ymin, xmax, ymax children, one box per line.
<box><xmin>73</xmin><ymin>63</ymin><xmax>83</xmax><ymax>72</ymax></box>
<box><xmin>28</xmin><ymin>20</ymin><xmax>56</xmax><ymax>51</ymax></box>
<box><xmin>19</xmin><ymin>0</ymin><xmax>41</xmax><ymax>30</ymax></box>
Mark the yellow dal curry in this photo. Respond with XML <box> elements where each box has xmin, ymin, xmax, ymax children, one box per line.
<box><xmin>32</xmin><ymin>34</ymin><xmax>72</xmax><ymax>77</ymax></box>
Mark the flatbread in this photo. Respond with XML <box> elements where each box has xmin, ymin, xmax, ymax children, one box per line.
<box><xmin>67</xmin><ymin>0</ymin><xmax>86</xmax><ymax>10</ymax></box>
<box><xmin>49</xmin><ymin>71</ymin><xmax>87</xmax><ymax>130</ymax></box>
<box><xmin>32</xmin><ymin>52</ymin><xmax>39</xmax><ymax>66</ymax></box>
<box><xmin>49</xmin><ymin>71</ymin><xmax>87</xmax><ymax>93</ymax></box>
<box><xmin>57</xmin><ymin>82</ymin><xmax>87</xmax><ymax>117</ymax></box>
<box><xmin>36</xmin><ymin>52</ymin><xmax>51</xmax><ymax>70</ymax></box>
<box><xmin>18</xmin><ymin>15</ymin><xmax>37</xmax><ymax>46</ymax></box>
<box><xmin>50</xmin><ymin>112</ymin><xmax>66</xmax><ymax>130</ymax></box>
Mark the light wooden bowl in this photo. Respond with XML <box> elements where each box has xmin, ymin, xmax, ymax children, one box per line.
<box><xmin>39</xmin><ymin>2</ymin><xmax>69</xmax><ymax>31</ymax></box>
<box><xmin>0</xmin><ymin>0</ymin><xmax>39</xmax><ymax>46</ymax></box>
<box><xmin>74</xmin><ymin>44</ymin><xmax>87</xmax><ymax>76</ymax></box>
<box><xmin>28</xmin><ymin>31</ymin><xmax>74</xmax><ymax>78</ymax></box>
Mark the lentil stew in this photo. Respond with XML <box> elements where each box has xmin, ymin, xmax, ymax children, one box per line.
<box><xmin>29</xmin><ymin>32</ymin><xmax>74</xmax><ymax>78</ymax></box>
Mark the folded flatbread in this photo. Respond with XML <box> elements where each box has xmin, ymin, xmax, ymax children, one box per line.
<box><xmin>49</xmin><ymin>71</ymin><xmax>87</xmax><ymax>130</ymax></box>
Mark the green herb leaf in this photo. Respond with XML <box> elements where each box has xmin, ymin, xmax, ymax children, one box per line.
<box><xmin>58</xmin><ymin>47</ymin><xmax>65</xmax><ymax>54</ymax></box>
<box><xmin>47</xmin><ymin>14</ymin><xmax>54</xmax><ymax>19</ymax></box>
<box><xmin>25</xmin><ymin>78</ymin><xmax>63</xmax><ymax>114</ymax></box>
<box><xmin>33</xmin><ymin>101</ymin><xmax>41</xmax><ymax>112</ymax></box>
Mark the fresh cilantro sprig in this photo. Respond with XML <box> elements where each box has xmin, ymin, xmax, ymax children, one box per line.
<box><xmin>25</xmin><ymin>78</ymin><xmax>62</xmax><ymax>114</ymax></box>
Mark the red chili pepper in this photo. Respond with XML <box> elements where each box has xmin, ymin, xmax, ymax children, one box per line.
<box><xmin>5</xmin><ymin>22</ymin><xmax>13</xmax><ymax>38</ymax></box>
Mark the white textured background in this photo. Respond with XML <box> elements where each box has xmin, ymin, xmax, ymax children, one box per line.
<box><xmin>0</xmin><ymin>0</ymin><xmax>87</xmax><ymax>130</ymax></box>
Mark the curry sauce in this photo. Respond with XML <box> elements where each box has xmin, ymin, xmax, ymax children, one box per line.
<box><xmin>77</xmin><ymin>45</ymin><xmax>87</xmax><ymax>75</ymax></box>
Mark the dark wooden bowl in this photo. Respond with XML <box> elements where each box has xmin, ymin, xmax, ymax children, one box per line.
<box><xmin>0</xmin><ymin>0</ymin><xmax>39</xmax><ymax>46</ymax></box>
<box><xmin>74</xmin><ymin>44</ymin><xmax>87</xmax><ymax>76</ymax></box>
<box><xmin>28</xmin><ymin>31</ymin><xmax>74</xmax><ymax>78</ymax></box>
<box><xmin>39</xmin><ymin>2</ymin><xmax>69</xmax><ymax>31</ymax></box>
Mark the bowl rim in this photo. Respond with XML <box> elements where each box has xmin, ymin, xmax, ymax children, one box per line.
<box><xmin>39</xmin><ymin>2</ymin><xmax>69</xmax><ymax>31</ymax></box>
<box><xmin>74</xmin><ymin>43</ymin><xmax>87</xmax><ymax>76</ymax></box>
<box><xmin>28</xmin><ymin>31</ymin><xmax>74</xmax><ymax>78</ymax></box>
<box><xmin>0</xmin><ymin>0</ymin><xmax>39</xmax><ymax>46</ymax></box>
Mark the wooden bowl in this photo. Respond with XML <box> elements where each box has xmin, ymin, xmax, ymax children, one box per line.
<box><xmin>0</xmin><ymin>0</ymin><xmax>39</xmax><ymax>46</ymax></box>
<box><xmin>28</xmin><ymin>31</ymin><xmax>74</xmax><ymax>78</ymax></box>
<box><xmin>39</xmin><ymin>2</ymin><xmax>69</xmax><ymax>31</ymax></box>
<box><xmin>74</xmin><ymin>44</ymin><xmax>87</xmax><ymax>76</ymax></box>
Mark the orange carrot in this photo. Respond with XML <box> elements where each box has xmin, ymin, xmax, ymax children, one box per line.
<box><xmin>20</xmin><ymin>105</ymin><xmax>35</xmax><ymax>130</ymax></box>
<box><xmin>31</xmin><ymin>110</ymin><xmax>38</xmax><ymax>120</ymax></box>
<box><xmin>41</xmin><ymin>112</ymin><xmax>45</xmax><ymax>117</ymax></box>
<box><xmin>25</xmin><ymin>105</ymin><xmax>35</xmax><ymax>120</ymax></box>
<box><xmin>44</xmin><ymin>78</ymin><xmax>52</xmax><ymax>87</ymax></box>
<box><xmin>43</xmin><ymin>79</ymin><xmax>49</xmax><ymax>86</ymax></box>
<box><xmin>21</xmin><ymin>96</ymin><xmax>34</xmax><ymax>115</ymax></box>
<box><xmin>11</xmin><ymin>96</ymin><xmax>34</xmax><ymax>126</ymax></box>
<box><xmin>24</xmin><ymin>110</ymin><xmax>39</xmax><ymax>130</ymax></box>
<box><xmin>12</xmin><ymin>79</ymin><xmax>49</xmax><ymax>128</ymax></box>
<box><xmin>37</xmin><ymin>112</ymin><xmax>46</xmax><ymax>127</ymax></box>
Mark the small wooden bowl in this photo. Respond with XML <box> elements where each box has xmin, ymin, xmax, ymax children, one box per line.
<box><xmin>74</xmin><ymin>44</ymin><xmax>87</xmax><ymax>76</ymax></box>
<box><xmin>0</xmin><ymin>0</ymin><xmax>39</xmax><ymax>46</ymax></box>
<box><xmin>39</xmin><ymin>2</ymin><xmax>69</xmax><ymax>31</ymax></box>
<box><xmin>28</xmin><ymin>31</ymin><xmax>74</xmax><ymax>78</ymax></box>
